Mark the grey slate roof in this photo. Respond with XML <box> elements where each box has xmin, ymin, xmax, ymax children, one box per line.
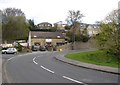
<box><xmin>31</xmin><ymin>31</ymin><xmax>65</xmax><ymax>39</ymax></box>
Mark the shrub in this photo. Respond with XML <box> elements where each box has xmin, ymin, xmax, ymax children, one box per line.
<box><xmin>16</xmin><ymin>43</ymin><xmax>22</xmax><ymax>52</ymax></box>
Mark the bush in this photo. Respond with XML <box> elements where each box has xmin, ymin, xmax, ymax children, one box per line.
<box><xmin>81</xmin><ymin>35</ymin><xmax>90</xmax><ymax>42</ymax></box>
<box><xmin>16</xmin><ymin>43</ymin><xmax>22</xmax><ymax>52</ymax></box>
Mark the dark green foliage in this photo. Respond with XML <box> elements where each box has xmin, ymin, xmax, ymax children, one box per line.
<box><xmin>95</xmin><ymin>23</ymin><xmax>120</xmax><ymax>56</ymax></box>
<box><xmin>30</xmin><ymin>28</ymin><xmax>56</xmax><ymax>32</ymax></box>
<box><xmin>2</xmin><ymin>8</ymin><xmax>29</xmax><ymax>43</ymax></box>
<box><xmin>65</xmin><ymin>25</ymin><xmax>72</xmax><ymax>30</ymax></box>
<box><xmin>28</xmin><ymin>19</ymin><xmax>36</xmax><ymax>30</ymax></box>
<box><xmin>95</xmin><ymin>10</ymin><xmax>120</xmax><ymax>56</ymax></box>
<box><xmin>66</xmin><ymin>31</ymin><xmax>72</xmax><ymax>42</ymax></box>
<box><xmin>16</xmin><ymin>43</ymin><xmax>22</xmax><ymax>52</ymax></box>
<box><xmin>66</xmin><ymin>30</ymin><xmax>90</xmax><ymax>42</ymax></box>
<box><xmin>80</xmin><ymin>35</ymin><xmax>90</xmax><ymax>42</ymax></box>
<box><xmin>75</xmin><ymin>34</ymin><xmax>81</xmax><ymax>41</ymax></box>
<box><xmin>80</xmin><ymin>28</ymin><xmax>90</xmax><ymax>42</ymax></box>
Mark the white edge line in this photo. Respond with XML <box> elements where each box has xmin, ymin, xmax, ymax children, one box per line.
<box><xmin>33</xmin><ymin>57</ymin><xmax>38</xmax><ymax>65</ymax></box>
<box><xmin>63</xmin><ymin>76</ymin><xmax>84</xmax><ymax>84</ymax></box>
<box><xmin>40</xmin><ymin>65</ymin><xmax>55</xmax><ymax>74</ymax></box>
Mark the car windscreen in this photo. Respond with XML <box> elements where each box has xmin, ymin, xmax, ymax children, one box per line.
<box><xmin>2</xmin><ymin>48</ymin><xmax>8</xmax><ymax>50</ymax></box>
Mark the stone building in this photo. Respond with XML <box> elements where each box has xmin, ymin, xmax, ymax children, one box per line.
<box><xmin>28</xmin><ymin>31</ymin><xmax>66</xmax><ymax>49</ymax></box>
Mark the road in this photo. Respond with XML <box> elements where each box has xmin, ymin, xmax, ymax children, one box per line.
<box><xmin>2</xmin><ymin>51</ymin><xmax>119</xmax><ymax>84</ymax></box>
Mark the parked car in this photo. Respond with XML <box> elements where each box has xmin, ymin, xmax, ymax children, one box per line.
<box><xmin>39</xmin><ymin>46</ymin><xmax>46</xmax><ymax>51</ymax></box>
<box><xmin>32</xmin><ymin>45</ymin><xmax>39</xmax><ymax>51</ymax></box>
<box><xmin>2</xmin><ymin>47</ymin><xmax>17</xmax><ymax>54</ymax></box>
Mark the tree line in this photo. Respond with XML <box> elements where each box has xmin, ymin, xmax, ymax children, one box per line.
<box><xmin>2</xmin><ymin>8</ymin><xmax>30</xmax><ymax>43</ymax></box>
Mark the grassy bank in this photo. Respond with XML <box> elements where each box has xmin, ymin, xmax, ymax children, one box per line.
<box><xmin>65</xmin><ymin>50</ymin><xmax>120</xmax><ymax>68</ymax></box>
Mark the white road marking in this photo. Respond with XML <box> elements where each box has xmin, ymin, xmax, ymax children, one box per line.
<box><xmin>7</xmin><ymin>57</ymin><xmax>15</xmax><ymax>61</ymax></box>
<box><xmin>63</xmin><ymin>76</ymin><xmax>85</xmax><ymax>84</ymax></box>
<box><xmin>33</xmin><ymin>57</ymin><xmax>38</xmax><ymax>64</ymax></box>
<box><xmin>40</xmin><ymin>65</ymin><xmax>55</xmax><ymax>74</ymax></box>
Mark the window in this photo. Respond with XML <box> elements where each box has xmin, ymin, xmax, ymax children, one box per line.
<box><xmin>33</xmin><ymin>35</ymin><xmax>37</xmax><ymax>37</ymax></box>
<box><xmin>34</xmin><ymin>42</ymin><xmax>40</xmax><ymax>46</ymax></box>
<box><xmin>57</xmin><ymin>36</ymin><xmax>60</xmax><ymax>38</ymax></box>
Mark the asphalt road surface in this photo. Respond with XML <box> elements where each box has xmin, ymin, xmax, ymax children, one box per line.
<box><xmin>2</xmin><ymin>51</ymin><xmax>119</xmax><ymax>84</ymax></box>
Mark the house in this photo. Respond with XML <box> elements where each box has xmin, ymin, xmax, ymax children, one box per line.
<box><xmin>80</xmin><ymin>23</ymin><xmax>100</xmax><ymax>36</ymax></box>
<box><xmin>80</xmin><ymin>23</ymin><xmax>89</xmax><ymax>29</ymax></box>
<box><xmin>54</xmin><ymin>21</ymin><xmax>67</xmax><ymax>30</ymax></box>
<box><xmin>87</xmin><ymin>24</ymin><xmax>100</xmax><ymax>36</ymax></box>
<box><xmin>36</xmin><ymin>22</ymin><xmax>52</xmax><ymax>29</ymax></box>
<box><xmin>28</xmin><ymin>31</ymin><xmax>66</xmax><ymax>49</ymax></box>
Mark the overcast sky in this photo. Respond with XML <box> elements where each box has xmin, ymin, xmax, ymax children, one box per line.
<box><xmin>0</xmin><ymin>0</ymin><xmax>119</xmax><ymax>25</ymax></box>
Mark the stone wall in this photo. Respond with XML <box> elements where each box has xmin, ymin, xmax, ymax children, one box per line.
<box><xmin>74</xmin><ymin>39</ymin><xmax>97</xmax><ymax>50</ymax></box>
<box><xmin>57</xmin><ymin>39</ymin><xmax>97</xmax><ymax>51</ymax></box>
<box><xmin>57</xmin><ymin>43</ymin><xmax>71</xmax><ymax>51</ymax></box>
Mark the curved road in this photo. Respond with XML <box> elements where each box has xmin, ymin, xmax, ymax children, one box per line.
<box><xmin>4</xmin><ymin>51</ymin><xmax>119</xmax><ymax>84</ymax></box>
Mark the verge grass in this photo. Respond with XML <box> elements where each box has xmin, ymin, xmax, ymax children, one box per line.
<box><xmin>65</xmin><ymin>50</ymin><xmax>120</xmax><ymax>68</ymax></box>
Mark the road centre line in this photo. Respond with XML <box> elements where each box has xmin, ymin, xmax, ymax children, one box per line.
<box><xmin>33</xmin><ymin>57</ymin><xmax>38</xmax><ymax>65</ymax></box>
<box><xmin>63</xmin><ymin>76</ymin><xmax>85</xmax><ymax>84</ymax></box>
<box><xmin>40</xmin><ymin>65</ymin><xmax>55</xmax><ymax>74</ymax></box>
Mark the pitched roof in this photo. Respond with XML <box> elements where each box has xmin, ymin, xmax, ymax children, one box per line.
<box><xmin>31</xmin><ymin>31</ymin><xmax>65</xmax><ymax>39</ymax></box>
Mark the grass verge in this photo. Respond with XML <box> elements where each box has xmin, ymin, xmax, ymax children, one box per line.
<box><xmin>65</xmin><ymin>50</ymin><xmax>120</xmax><ymax>68</ymax></box>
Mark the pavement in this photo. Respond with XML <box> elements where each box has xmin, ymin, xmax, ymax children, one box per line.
<box><xmin>54</xmin><ymin>50</ymin><xmax>120</xmax><ymax>75</ymax></box>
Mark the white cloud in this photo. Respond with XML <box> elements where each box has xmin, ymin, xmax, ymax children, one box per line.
<box><xmin>0</xmin><ymin>0</ymin><xmax>119</xmax><ymax>24</ymax></box>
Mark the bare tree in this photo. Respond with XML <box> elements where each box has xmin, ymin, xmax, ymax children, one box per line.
<box><xmin>103</xmin><ymin>10</ymin><xmax>118</xmax><ymax>24</ymax></box>
<box><xmin>66</xmin><ymin>10</ymin><xmax>84</xmax><ymax>50</ymax></box>
<box><xmin>66</xmin><ymin>10</ymin><xmax>84</xmax><ymax>25</ymax></box>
